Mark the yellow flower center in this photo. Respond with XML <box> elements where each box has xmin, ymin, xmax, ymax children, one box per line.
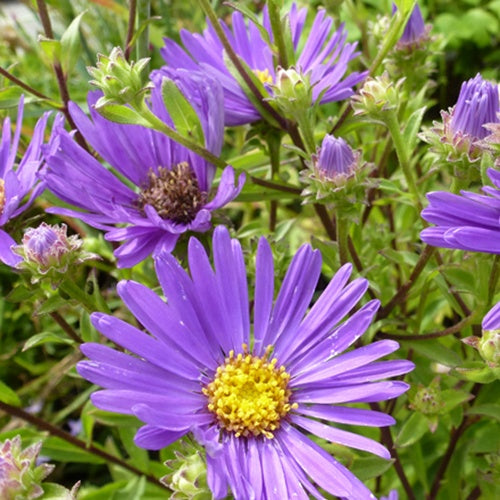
<box><xmin>203</xmin><ymin>345</ymin><xmax>296</xmax><ymax>439</ymax></box>
<box><xmin>254</xmin><ymin>68</ymin><xmax>273</xmax><ymax>85</ymax></box>
<box><xmin>0</xmin><ymin>179</ymin><xmax>5</xmax><ymax>214</ymax></box>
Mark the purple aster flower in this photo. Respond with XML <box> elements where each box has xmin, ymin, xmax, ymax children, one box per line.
<box><xmin>392</xmin><ymin>3</ymin><xmax>427</xmax><ymax>46</ymax></box>
<box><xmin>315</xmin><ymin>134</ymin><xmax>359</xmax><ymax>181</ymax></box>
<box><xmin>421</xmin><ymin>168</ymin><xmax>500</xmax><ymax>253</ymax></box>
<box><xmin>0</xmin><ymin>96</ymin><xmax>49</xmax><ymax>266</ymax></box>
<box><xmin>77</xmin><ymin>226</ymin><xmax>414</xmax><ymax>499</ymax></box>
<box><xmin>450</xmin><ymin>74</ymin><xmax>499</xmax><ymax>140</ymax></box>
<box><xmin>43</xmin><ymin>69</ymin><xmax>244</xmax><ymax>267</ymax></box>
<box><xmin>161</xmin><ymin>4</ymin><xmax>367</xmax><ymax>126</ymax></box>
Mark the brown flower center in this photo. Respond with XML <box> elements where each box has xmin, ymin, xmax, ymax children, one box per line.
<box><xmin>136</xmin><ymin>162</ymin><xmax>207</xmax><ymax>224</ymax></box>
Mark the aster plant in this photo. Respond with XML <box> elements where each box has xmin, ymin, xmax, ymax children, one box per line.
<box><xmin>42</xmin><ymin>69</ymin><xmax>244</xmax><ymax>267</ymax></box>
<box><xmin>0</xmin><ymin>97</ymin><xmax>49</xmax><ymax>266</ymax></box>
<box><xmin>77</xmin><ymin>226</ymin><xmax>414</xmax><ymax>499</ymax></box>
<box><xmin>161</xmin><ymin>3</ymin><xmax>367</xmax><ymax>126</ymax></box>
<box><xmin>1</xmin><ymin>1</ymin><xmax>499</xmax><ymax>499</ymax></box>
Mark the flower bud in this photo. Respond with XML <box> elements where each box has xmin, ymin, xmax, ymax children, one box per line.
<box><xmin>0</xmin><ymin>436</ymin><xmax>54</xmax><ymax>499</ymax></box>
<box><xmin>301</xmin><ymin>134</ymin><xmax>370</xmax><ymax>216</ymax></box>
<box><xmin>351</xmin><ymin>72</ymin><xmax>404</xmax><ymax>119</ymax></box>
<box><xmin>163</xmin><ymin>450</ymin><xmax>210</xmax><ymax>499</ymax></box>
<box><xmin>14</xmin><ymin>223</ymin><xmax>96</xmax><ymax>282</ymax></box>
<box><xmin>269</xmin><ymin>67</ymin><xmax>313</xmax><ymax>119</ymax></box>
<box><xmin>478</xmin><ymin>329</ymin><xmax>500</xmax><ymax>366</ymax></box>
<box><xmin>420</xmin><ymin>74</ymin><xmax>499</xmax><ymax>167</ymax></box>
<box><xmin>393</xmin><ymin>3</ymin><xmax>428</xmax><ymax>47</ymax></box>
<box><xmin>88</xmin><ymin>47</ymin><xmax>152</xmax><ymax>108</ymax></box>
<box><xmin>409</xmin><ymin>379</ymin><xmax>445</xmax><ymax>415</ymax></box>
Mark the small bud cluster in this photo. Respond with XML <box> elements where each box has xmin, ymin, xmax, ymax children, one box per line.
<box><xmin>88</xmin><ymin>47</ymin><xmax>152</xmax><ymax>108</ymax></box>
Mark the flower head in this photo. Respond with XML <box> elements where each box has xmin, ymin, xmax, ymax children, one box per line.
<box><xmin>393</xmin><ymin>3</ymin><xmax>427</xmax><ymax>46</ymax></box>
<box><xmin>0</xmin><ymin>96</ymin><xmax>49</xmax><ymax>266</ymax></box>
<box><xmin>451</xmin><ymin>74</ymin><xmax>499</xmax><ymax>140</ymax></box>
<box><xmin>315</xmin><ymin>134</ymin><xmax>358</xmax><ymax>181</ymax></box>
<box><xmin>479</xmin><ymin>302</ymin><xmax>500</xmax><ymax>366</ymax></box>
<box><xmin>0</xmin><ymin>436</ymin><xmax>54</xmax><ymax>499</ymax></box>
<box><xmin>43</xmin><ymin>69</ymin><xmax>244</xmax><ymax>268</ymax></box>
<box><xmin>13</xmin><ymin>222</ymin><xmax>95</xmax><ymax>281</ymax></box>
<box><xmin>87</xmin><ymin>47</ymin><xmax>152</xmax><ymax>108</ymax></box>
<box><xmin>421</xmin><ymin>168</ymin><xmax>500</xmax><ymax>253</ymax></box>
<box><xmin>161</xmin><ymin>4</ymin><xmax>367</xmax><ymax>125</ymax></box>
<box><xmin>420</xmin><ymin>74</ymin><xmax>499</xmax><ymax>166</ymax></box>
<box><xmin>77</xmin><ymin>226</ymin><xmax>414</xmax><ymax>499</ymax></box>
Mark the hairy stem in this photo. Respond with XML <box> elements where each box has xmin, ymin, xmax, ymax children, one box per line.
<box><xmin>49</xmin><ymin>311</ymin><xmax>83</xmax><ymax>344</ymax></box>
<box><xmin>0</xmin><ymin>66</ymin><xmax>56</xmax><ymax>103</ymax></box>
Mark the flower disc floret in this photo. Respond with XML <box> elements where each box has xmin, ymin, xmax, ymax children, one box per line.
<box><xmin>136</xmin><ymin>163</ymin><xmax>207</xmax><ymax>224</ymax></box>
<box><xmin>203</xmin><ymin>345</ymin><xmax>297</xmax><ymax>439</ymax></box>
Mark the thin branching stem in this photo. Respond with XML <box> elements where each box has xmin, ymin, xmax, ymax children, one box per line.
<box><xmin>124</xmin><ymin>0</ymin><xmax>138</xmax><ymax>61</ymax></box>
<box><xmin>0</xmin><ymin>400</ymin><xmax>171</xmax><ymax>492</ymax></box>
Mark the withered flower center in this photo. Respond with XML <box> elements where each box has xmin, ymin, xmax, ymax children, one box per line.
<box><xmin>136</xmin><ymin>162</ymin><xmax>207</xmax><ymax>224</ymax></box>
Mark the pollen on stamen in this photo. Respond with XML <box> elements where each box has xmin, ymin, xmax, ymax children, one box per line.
<box><xmin>203</xmin><ymin>345</ymin><xmax>297</xmax><ymax>439</ymax></box>
<box><xmin>135</xmin><ymin>162</ymin><xmax>207</xmax><ymax>224</ymax></box>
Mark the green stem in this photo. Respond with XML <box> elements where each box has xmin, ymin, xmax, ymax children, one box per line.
<box><xmin>268</xmin><ymin>1</ymin><xmax>288</xmax><ymax>68</ymax></box>
<box><xmin>296</xmin><ymin>114</ymin><xmax>316</xmax><ymax>155</ymax></box>
<box><xmin>136</xmin><ymin>0</ymin><xmax>151</xmax><ymax>62</ymax></box>
<box><xmin>138</xmin><ymin>101</ymin><xmax>228</xmax><ymax>169</ymax></box>
<box><xmin>384</xmin><ymin>108</ymin><xmax>421</xmax><ymax>208</ymax></box>
<box><xmin>124</xmin><ymin>0</ymin><xmax>137</xmax><ymax>61</ymax></box>
<box><xmin>0</xmin><ymin>400</ymin><xmax>170</xmax><ymax>492</ymax></box>
<box><xmin>198</xmin><ymin>0</ymin><xmax>289</xmax><ymax>130</ymax></box>
<box><xmin>336</xmin><ymin>215</ymin><xmax>350</xmax><ymax>267</ymax></box>
<box><xmin>267</xmin><ymin>133</ymin><xmax>283</xmax><ymax>231</ymax></box>
<box><xmin>368</xmin><ymin>0</ymin><xmax>418</xmax><ymax>76</ymax></box>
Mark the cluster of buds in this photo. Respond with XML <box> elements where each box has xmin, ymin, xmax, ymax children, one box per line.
<box><xmin>369</xmin><ymin>4</ymin><xmax>441</xmax><ymax>92</ymax></box>
<box><xmin>88</xmin><ymin>47</ymin><xmax>152</xmax><ymax>109</ymax></box>
<box><xmin>301</xmin><ymin>134</ymin><xmax>371</xmax><ymax>217</ymax></box>
<box><xmin>351</xmin><ymin>72</ymin><xmax>404</xmax><ymax>121</ymax></box>
<box><xmin>14</xmin><ymin>223</ymin><xmax>96</xmax><ymax>283</ymax></box>
<box><xmin>268</xmin><ymin>67</ymin><xmax>313</xmax><ymax>121</ymax></box>
<box><xmin>162</xmin><ymin>449</ymin><xmax>210</xmax><ymax>499</ymax></box>
<box><xmin>420</xmin><ymin>74</ymin><xmax>499</xmax><ymax>182</ymax></box>
<box><xmin>0</xmin><ymin>436</ymin><xmax>53</xmax><ymax>499</ymax></box>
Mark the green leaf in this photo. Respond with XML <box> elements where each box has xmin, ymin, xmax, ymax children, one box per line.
<box><xmin>350</xmin><ymin>456</ymin><xmax>394</xmax><ymax>481</ymax></box>
<box><xmin>0</xmin><ymin>379</ymin><xmax>21</xmax><ymax>406</ymax></box>
<box><xmin>40</xmin><ymin>483</ymin><xmax>74</xmax><ymax>499</ymax></box>
<box><xmin>60</xmin><ymin>11</ymin><xmax>87</xmax><ymax>75</ymax></box>
<box><xmin>96</xmin><ymin>104</ymin><xmax>152</xmax><ymax>127</ymax></box>
<box><xmin>0</xmin><ymin>87</ymin><xmax>24</xmax><ymax>109</ymax></box>
<box><xmin>38</xmin><ymin>36</ymin><xmax>61</xmax><ymax>65</ymax></box>
<box><xmin>161</xmin><ymin>78</ymin><xmax>205</xmax><ymax>145</ymax></box>
<box><xmin>466</xmin><ymin>404</ymin><xmax>500</xmax><ymax>422</ymax></box>
<box><xmin>37</xmin><ymin>294</ymin><xmax>70</xmax><ymax>315</ymax></box>
<box><xmin>409</xmin><ymin>340</ymin><xmax>462</xmax><ymax>367</ymax></box>
<box><xmin>42</xmin><ymin>437</ymin><xmax>105</xmax><ymax>464</ymax></box>
<box><xmin>395</xmin><ymin>411</ymin><xmax>430</xmax><ymax>447</ymax></box>
<box><xmin>6</xmin><ymin>283</ymin><xmax>36</xmax><ymax>302</ymax></box>
<box><xmin>22</xmin><ymin>331</ymin><xmax>74</xmax><ymax>351</ymax></box>
<box><xmin>403</xmin><ymin>106</ymin><xmax>427</xmax><ymax>153</ymax></box>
